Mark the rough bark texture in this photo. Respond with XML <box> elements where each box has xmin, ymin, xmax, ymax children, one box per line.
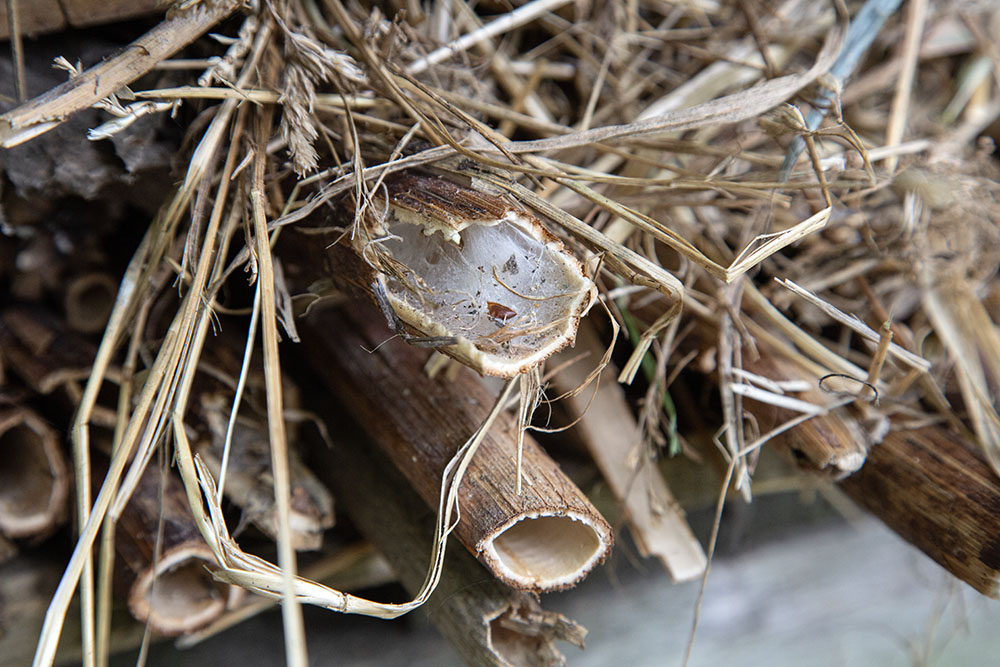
<box><xmin>839</xmin><ymin>424</ymin><xmax>1000</xmax><ymax>598</ymax></box>
<box><xmin>301</xmin><ymin>303</ymin><xmax>612</xmax><ymax>592</ymax></box>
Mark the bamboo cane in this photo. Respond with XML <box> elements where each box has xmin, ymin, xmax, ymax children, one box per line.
<box><xmin>0</xmin><ymin>405</ymin><xmax>69</xmax><ymax>541</ymax></box>
<box><xmin>306</xmin><ymin>404</ymin><xmax>587</xmax><ymax>665</ymax></box>
<box><xmin>301</xmin><ymin>303</ymin><xmax>612</xmax><ymax>592</ymax></box>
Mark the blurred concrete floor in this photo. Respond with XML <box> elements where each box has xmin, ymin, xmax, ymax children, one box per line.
<box><xmin>112</xmin><ymin>501</ymin><xmax>1000</xmax><ymax>667</ymax></box>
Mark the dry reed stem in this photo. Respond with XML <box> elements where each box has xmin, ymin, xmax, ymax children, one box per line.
<box><xmin>250</xmin><ymin>103</ymin><xmax>308</xmax><ymax>667</ymax></box>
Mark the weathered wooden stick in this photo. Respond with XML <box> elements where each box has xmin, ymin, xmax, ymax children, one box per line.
<box><xmin>112</xmin><ymin>459</ymin><xmax>240</xmax><ymax>636</ymax></box>
<box><xmin>550</xmin><ymin>322</ymin><xmax>706</xmax><ymax>582</ymax></box>
<box><xmin>302</xmin><ymin>303</ymin><xmax>612</xmax><ymax>592</ymax></box>
<box><xmin>839</xmin><ymin>424</ymin><xmax>1000</xmax><ymax>599</ymax></box>
<box><xmin>0</xmin><ymin>405</ymin><xmax>70</xmax><ymax>541</ymax></box>
<box><xmin>0</xmin><ymin>0</ymin><xmax>242</xmax><ymax>146</ymax></box>
<box><xmin>306</xmin><ymin>408</ymin><xmax>586</xmax><ymax>666</ymax></box>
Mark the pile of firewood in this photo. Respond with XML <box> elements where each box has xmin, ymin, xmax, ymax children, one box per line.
<box><xmin>2</xmin><ymin>1</ymin><xmax>999</xmax><ymax>665</ymax></box>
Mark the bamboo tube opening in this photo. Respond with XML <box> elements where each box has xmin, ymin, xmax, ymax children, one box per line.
<box><xmin>484</xmin><ymin>513</ymin><xmax>606</xmax><ymax>590</ymax></box>
<box><xmin>376</xmin><ymin>173</ymin><xmax>594</xmax><ymax>377</ymax></box>
<box><xmin>0</xmin><ymin>410</ymin><xmax>69</xmax><ymax>539</ymax></box>
<box><xmin>128</xmin><ymin>542</ymin><xmax>230</xmax><ymax>636</ymax></box>
<box><xmin>64</xmin><ymin>272</ymin><xmax>117</xmax><ymax>334</ymax></box>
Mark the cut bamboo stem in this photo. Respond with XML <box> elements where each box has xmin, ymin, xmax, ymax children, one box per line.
<box><xmin>112</xmin><ymin>459</ymin><xmax>239</xmax><ymax>636</ymax></box>
<box><xmin>301</xmin><ymin>303</ymin><xmax>612</xmax><ymax>592</ymax></box>
<box><xmin>306</xmin><ymin>404</ymin><xmax>587</xmax><ymax>665</ymax></box>
<box><xmin>195</xmin><ymin>393</ymin><xmax>334</xmax><ymax>551</ymax></box>
<box><xmin>64</xmin><ymin>272</ymin><xmax>118</xmax><ymax>335</ymax></box>
<box><xmin>307</xmin><ymin>168</ymin><xmax>595</xmax><ymax>378</ymax></box>
<box><xmin>740</xmin><ymin>353</ymin><xmax>870</xmax><ymax>479</ymax></box>
<box><xmin>550</xmin><ymin>322</ymin><xmax>706</xmax><ymax>582</ymax></box>
<box><xmin>839</xmin><ymin>424</ymin><xmax>1000</xmax><ymax>599</ymax></box>
<box><xmin>0</xmin><ymin>406</ymin><xmax>69</xmax><ymax>541</ymax></box>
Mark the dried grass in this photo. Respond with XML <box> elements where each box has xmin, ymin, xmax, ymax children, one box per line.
<box><xmin>3</xmin><ymin>0</ymin><xmax>999</xmax><ymax>664</ymax></box>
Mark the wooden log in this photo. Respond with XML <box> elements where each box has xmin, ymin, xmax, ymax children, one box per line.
<box><xmin>549</xmin><ymin>322</ymin><xmax>706</xmax><ymax>582</ymax></box>
<box><xmin>305</xmin><ymin>406</ymin><xmax>586</xmax><ymax>666</ymax></box>
<box><xmin>839</xmin><ymin>424</ymin><xmax>1000</xmax><ymax>599</ymax></box>
<box><xmin>112</xmin><ymin>459</ymin><xmax>241</xmax><ymax>636</ymax></box>
<box><xmin>0</xmin><ymin>405</ymin><xmax>70</xmax><ymax>541</ymax></box>
<box><xmin>301</xmin><ymin>303</ymin><xmax>613</xmax><ymax>592</ymax></box>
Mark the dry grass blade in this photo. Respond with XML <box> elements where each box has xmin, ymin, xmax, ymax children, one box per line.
<box><xmin>776</xmin><ymin>279</ymin><xmax>931</xmax><ymax>372</ymax></box>
<box><xmin>249</xmin><ymin>105</ymin><xmax>308</xmax><ymax>667</ymax></box>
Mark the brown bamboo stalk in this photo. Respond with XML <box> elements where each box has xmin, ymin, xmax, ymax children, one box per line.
<box><xmin>0</xmin><ymin>405</ymin><xmax>70</xmax><ymax>541</ymax></box>
<box><xmin>549</xmin><ymin>322</ymin><xmax>707</xmax><ymax>582</ymax></box>
<box><xmin>301</xmin><ymin>303</ymin><xmax>612</xmax><ymax>592</ymax></box>
<box><xmin>741</xmin><ymin>353</ymin><xmax>870</xmax><ymax>479</ymax></box>
<box><xmin>63</xmin><ymin>272</ymin><xmax>118</xmax><ymax>335</ymax></box>
<box><xmin>306</xmin><ymin>407</ymin><xmax>586</xmax><ymax>666</ymax></box>
<box><xmin>112</xmin><ymin>459</ymin><xmax>241</xmax><ymax>636</ymax></box>
<box><xmin>839</xmin><ymin>424</ymin><xmax>1000</xmax><ymax>599</ymax></box>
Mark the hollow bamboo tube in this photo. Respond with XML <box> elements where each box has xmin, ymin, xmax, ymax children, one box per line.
<box><xmin>740</xmin><ymin>353</ymin><xmax>869</xmax><ymax>479</ymax></box>
<box><xmin>839</xmin><ymin>424</ymin><xmax>1000</xmax><ymax>599</ymax></box>
<box><xmin>189</xmin><ymin>337</ymin><xmax>335</xmax><ymax>551</ymax></box>
<box><xmin>305</xmin><ymin>406</ymin><xmax>586</xmax><ymax>665</ymax></box>
<box><xmin>112</xmin><ymin>460</ymin><xmax>239</xmax><ymax>636</ymax></box>
<box><xmin>0</xmin><ymin>406</ymin><xmax>69</xmax><ymax>541</ymax></box>
<box><xmin>301</xmin><ymin>303</ymin><xmax>612</xmax><ymax>592</ymax></box>
<box><xmin>63</xmin><ymin>272</ymin><xmax>117</xmax><ymax>334</ymax></box>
